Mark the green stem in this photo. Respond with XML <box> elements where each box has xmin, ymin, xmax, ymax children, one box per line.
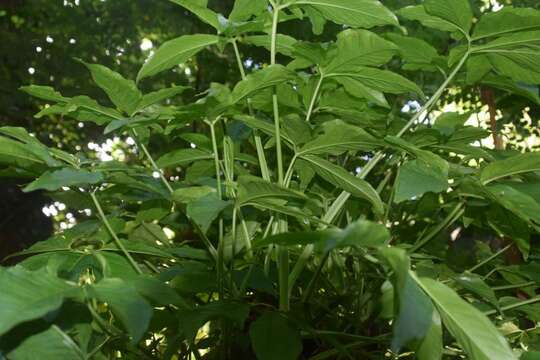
<box><xmin>484</xmin><ymin>296</ymin><xmax>540</xmax><ymax>316</ymax></box>
<box><xmin>130</xmin><ymin>129</ymin><xmax>218</xmax><ymax>261</ymax></box>
<box><xmin>409</xmin><ymin>202</ymin><xmax>464</xmax><ymax>253</ymax></box>
<box><xmin>468</xmin><ymin>244</ymin><xmax>512</xmax><ymax>273</ymax></box>
<box><xmin>90</xmin><ymin>192</ymin><xmax>142</xmax><ymax>274</ymax></box>
<box><xmin>231</xmin><ymin>38</ymin><xmax>271</xmax><ymax>181</ymax></box>
<box><xmin>305</xmin><ymin>72</ymin><xmax>324</xmax><ymax>123</ymax></box>
<box><xmin>270</xmin><ymin>2</ymin><xmax>289</xmax><ymax>312</ymax></box>
<box><xmin>492</xmin><ymin>282</ymin><xmax>536</xmax><ymax>291</ymax></box>
<box><xmin>288</xmin><ymin>52</ymin><xmax>470</xmax><ymax>288</ymax></box>
<box><xmin>209</xmin><ymin>120</ymin><xmax>225</xmax><ymax>298</ymax></box>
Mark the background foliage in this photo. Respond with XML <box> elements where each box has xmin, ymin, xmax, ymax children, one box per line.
<box><xmin>1</xmin><ymin>0</ymin><xmax>540</xmax><ymax>359</ymax></box>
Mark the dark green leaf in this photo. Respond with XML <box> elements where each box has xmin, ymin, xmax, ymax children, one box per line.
<box><xmin>187</xmin><ymin>193</ymin><xmax>231</xmax><ymax>233</ymax></box>
<box><xmin>79</xmin><ymin>60</ymin><xmax>142</xmax><ymax>115</ymax></box>
<box><xmin>394</xmin><ymin>159</ymin><xmax>449</xmax><ymax>203</ymax></box>
<box><xmin>481</xmin><ymin>152</ymin><xmax>540</xmax><ymax>185</ymax></box>
<box><xmin>23</xmin><ymin>168</ymin><xmax>104</xmax><ymax>192</ymax></box>
<box><xmin>424</xmin><ymin>0</ymin><xmax>473</xmax><ymax>34</ymax></box>
<box><xmin>137</xmin><ymin>34</ymin><xmax>220</xmax><ymax>81</ymax></box>
<box><xmin>231</xmin><ymin>65</ymin><xmax>296</xmax><ymax>104</ymax></box>
<box><xmin>0</xmin><ymin>267</ymin><xmax>82</xmax><ymax>336</ymax></box>
<box><xmin>6</xmin><ymin>326</ymin><xmax>85</xmax><ymax>360</ymax></box>
<box><xmin>249</xmin><ymin>312</ymin><xmax>302</xmax><ymax>360</ymax></box>
<box><xmin>299</xmin><ymin>155</ymin><xmax>384</xmax><ymax>214</ymax></box>
<box><xmin>156</xmin><ymin>148</ymin><xmax>213</xmax><ymax>168</ymax></box>
<box><xmin>417</xmin><ymin>277</ymin><xmax>516</xmax><ymax>360</ymax></box>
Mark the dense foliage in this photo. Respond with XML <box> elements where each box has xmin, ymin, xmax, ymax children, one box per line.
<box><xmin>2</xmin><ymin>0</ymin><xmax>540</xmax><ymax>359</ymax></box>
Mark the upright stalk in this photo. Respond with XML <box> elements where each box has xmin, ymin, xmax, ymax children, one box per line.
<box><xmin>288</xmin><ymin>52</ymin><xmax>471</xmax><ymax>289</ymax></box>
<box><xmin>305</xmin><ymin>71</ymin><xmax>324</xmax><ymax>123</ymax></box>
<box><xmin>231</xmin><ymin>39</ymin><xmax>271</xmax><ymax>181</ymax></box>
<box><xmin>270</xmin><ymin>0</ymin><xmax>290</xmax><ymax>311</ymax></box>
<box><xmin>90</xmin><ymin>192</ymin><xmax>143</xmax><ymax>274</ymax></box>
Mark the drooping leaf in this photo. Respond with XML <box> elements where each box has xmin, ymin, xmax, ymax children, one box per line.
<box><xmin>472</xmin><ymin>7</ymin><xmax>540</xmax><ymax>40</ymax></box>
<box><xmin>386</xmin><ymin>33</ymin><xmax>440</xmax><ymax>71</ymax></box>
<box><xmin>397</xmin><ymin>5</ymin><xmax>459</xmax><ymax>33</ymax></box>
<box><xmin>137</xmin><ymin>34</ymin><xmax>220</xmax><ymax>81</ymax></box>
<box><xmin>5</xmin><ymin>326</ymin><xmax>85</xmax><ymax>360</ymax></box>
<box><xmin>455</xmin><ymin>272</ymin><xmax>500</xmax><ymax>311</ymax></box>
<box><xmin>416</xmin><ymin>277</ymin><xmax>517</xmax><ymax>360</ymax></box>
<box><xmin>169</xmin><ymin>0</ymin><xmax>220</xmax><ymax>29</ymax></box>
<box><xmin>249</xmin><ymin>312</ymin><xmax>302</xmax><ymax>360</ymax></box>
<box><xmin>187</xmin><ymin>193</ymin><xmax>231</xmax><ymax>233</ymax></box>
<box><xmin>299</xmin><ymin>155</ymin><xmax>384</xmax><ymax>214</ymax></box>
<box><xmin>291</xmin><ymin>0</ymin><xmax>399</xmax><ymax>30</ymax></box>
<box><xmin>156</xmin><ymin>148</ymin><xmax>213</xmax><ymax>168</ymax></box>
<box><xmin>416</xmin><ymin>310</ymin><xmax>443</xmax><ymax>360</ymax></box>
<box><xmin>394</xmin><ymin>159</ymin><xmax>449</xmax><ymax>203</ymax></box>
<box><xmin>23</xmin><ymin>168</ymin><xmax>104</xmax><ymax>192</ymax></box>
<box><xmin>19</xmin><ymin>85</ymin><xmax>68</xmax><ymax>103</ymax></box>
<box><xmin>231</xmin><ymin>65</ymin><xmax>296</xmax><ymax>104</ymax></box>
<box><xmin>432</xmin><ymin>112</ymin><xmax>471</xmax><ymax>136</ymax></box>
<box><xmin>298</xmin><ymin>120</ymin><xmax>380</xmax><ymax>156</ymax></box>
<box><xmin>324</xmin><ymin>29</ymin><xmax>398</xmax><ymax>73</ymax></box>
<box><xmin>179</xmin><ymin>301</ymin><xmax>250</xmax><ymax>341</ymax></box>
<box><xmin>79</xmin><ymin>60</ymin><xmax>142</xmax><ymax>115</ymax></box>
<box><xmin>243</xmin><ymin>34</ymin><xmax>298</xmax><ymax>57</ymax></box>
<box><xmin>328</xmin><ymin>67</ymin><xmax>424</xmax><ymax>97</ymax></box>
<box><xmin>480</xmin><ymin>152</ymin><xmax>540</xmax><ymax>185</ymax></box>
<box><xmin>423</xmin><ymin>0</ymin><xmax>473</xmax><ymax>34</ymax></box>
<box><xmin>485</xmin><ymin>183</ymin><xmax>540</xmax><ymax>226</ymax></box>
<box><xmin>0</xmin><ymin>267</ymin><xmax>82</xmax><ymax>336</ymax></box>
<box><xmin>87</xmin><ymin>278</ymin><xmax>153</xmax><ymax>343</ymax></box>
<box><xmin>257</xmin><ymin>218</ymin><xmax>390</xmax><ymax>252</ymax></box>
<box><xmin>237</xmin><ymin>176</ymin><xmax>306</xmax><ymax>206</ymax></box>
<box><xmin>136</xmin><ymin>86</ymin><xmax>190</xmax><ymax>111</ymax></box>
<box><xmin>229</xmin><ymin>0</ymin><xmax>267</xmax><ymax>22</ymax></box>
<box><xmin>173</xmin><ymin>186</ymin><xmax>216</xmax><ymax>203</ymax></box>
<box><xmin>379</xmin><ymin>248</ymin><xmax>434</xmax><ymax>353</ymax></box>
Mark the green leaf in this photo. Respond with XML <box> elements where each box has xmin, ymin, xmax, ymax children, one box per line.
<box><xmin>481</xmin><ymin>152</ymin><xmax>540</xmax><ymax>185</ymax></box>
<box><xmin>472</xmin><ymin>7</ymin><xmax>540</xmax><ymax>40</ymax></box>
<box><xmin>169</xmin><ymin>0</ymin><xmax>219</xmax><ymax>29</ymax></box>
<box><xmin>298</xmin><ymin>155</ymin><xmax>384</xmax><ymax>214</ymax></box>
<box><xmin>386</xmin><ymin>33</ymin><xmax>440</xmax><ymax>71</ymax></box>
<box><xmin>298</xmin><ymin>120</ymin><xmax>380</xmax><ymax>156</ymax></box>
<box><xmin>432</xmin><ymin>112</ymin><xmax>470</xmax><ymax>136</ymax></box>
<box><xmin>474</xmin><ymin>31</ymin><xmax>540</xmax><ymax>84</ymax></box>
<box><xmin>88</xmin><ymin>278</ymin><xmax>153</xmax><ymax>343</ymax></box>
<box><xmin>79</xmin><ymin>60</ymin><xmax>142</xmax><ymax>115</ymax></box>
<box><xmin>328</xmin><ymin>67</ymin><xmax>424</xmax><ymax>97</ymax></box>
<box><xmin>19</xmin><ymin>85</ymin><xmax>68</xmax><ymax>103</ymax></box>
<box><xmin>179</xmin><ymin>301</ymin><xmax>249</xmax><ymax>341</ymax></box>
<box><xmin>137</xmin><ymin>34</ymin><xmax>220</xmax><ymax>81</ymax></box>
<box><xmin>0</xmin><ymin>136</ymin><xmax>48</xmax><ymax>170</ymax></box>
<box><xmin>234</xmin><ymin>115</ymin><xmax>294</xmax><ymax>145</ymax></box>
<box><xmin>397</xmin><ymin>5</ymin><xmax>459</xmax><ymax>33</ymax></box>
<box><xmin>324</xmin><ymin>29</ymin><xmax>398</xmax><ymax>73</ymax></box>
<box><xmin>187</xmin><ymin>193</ymin><xmax>231</xmax><ymax>233</ymax></box>
<box><xmin>423</xmin><ymin>0</ymin><xmax>473</xmax><ymax>34</ymax></box>
<box><xmin>6</xmin><ymin>326</ymin><xmax>85</xmax><ymax>360</ymax></box>
<box><xmin>23</xmin><ymin>168</ymin><xmax>104</xmax><ymax>192</ymax></box>
<box><xmin>237</xmin><ymin>176</ymin><xmax>307</xmax><ymax>206</ymax></box>
<box><xmin>394</xmin><ymin>159</ymin><xmax>449</xmax><ymax>203</ymax></box>
<box><xmin>291</xmin><ymin>0</ymin><xmax>399</xmax><ymax>29</ymax></box>
<box><xmin>156</xmin><ymin>148</ymin><xmax>213</xmax><ymax>168</ymax></box>
<box><xmin>243</xmin><ymin>34</ymin><xmax>298</xmax><ymax>57</ymax></box>
<box><xmin>0</xmin><ymin>267</ymin><xmax>82</xmax><ymax>336</ymax></box>
<box><xmin>172</xmin><ymin>186</ymin><xmax>216</xmax><ymax>203</ymax></box>
<box><xmin>59</xmin><ymin>96</ymin><xmax>123</xmax><ymax>124</ymax></box>
<box><xmin>229</xmin><ymin>0</ymin><xmax>267</xmax><ymax>21</ymax></box>
<box><xmin>417</xmin><ymin>311</ymin><xmax>443</xmax><ymax>360</ymax></box>
<box><xmin>379</xmin><ymin>248</ymin><xmax>434</xmax><ymax>352</ymax></box>
<box><xmin>455</xmin><ymin>272</ymin><xmax>500</xmax><ymax>311</ymax></box>
<box><xmin>416</xmin><ymin>277</ymin><xmax>517</xmax><ymax>360</ymax></box>
<box><xmin>249</xmin><ymin>312</ymin><xmax>302</xmax><ymax>360</ymax></box>
<box><xmin>136</xmin><ymin>86</ymin><xmax>190</xmax><ymax>111</ymax></box>
<box><xmin>522</xmin><ymin>352</ymin><xmax>540</xmax><ymax>360</ymax></box>
<box><xmin>231</xmin><ymin>65</ymin><xmax>296</xmax><ymax>104</ymax></box>
<box><xmin>256</xmin><ymin>218</ymin><xmax>390</xmax><ymax>252</ymax></box>
<box><xmin>485</xmin><ymin>183</ymin><xmax>540</xmax><ymax>226</ymax></box>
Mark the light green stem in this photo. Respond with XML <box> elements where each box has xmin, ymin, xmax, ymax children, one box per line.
<box><xmin>468</xmin><ymin>244</ymin><xmax>512</xmax><ymax>273</ymax></box>
<box><xmin>90</xmin><ymin>192</ymin><xmax>142</xmax><ymax>274</ymax></box>
<box><xmin>484</xmin><ymin>296</ymin><xmax>540</xmax><ymax>316</ymax></box>
<box><xmin>305</xmin><ymin>72</ymin><xmax>324</xmax><ymax>123</ymax></box>
<box><xmin>231</xmin><ymin>39</ymin><xmax>271</xmax><ymax>181</ymax></box>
